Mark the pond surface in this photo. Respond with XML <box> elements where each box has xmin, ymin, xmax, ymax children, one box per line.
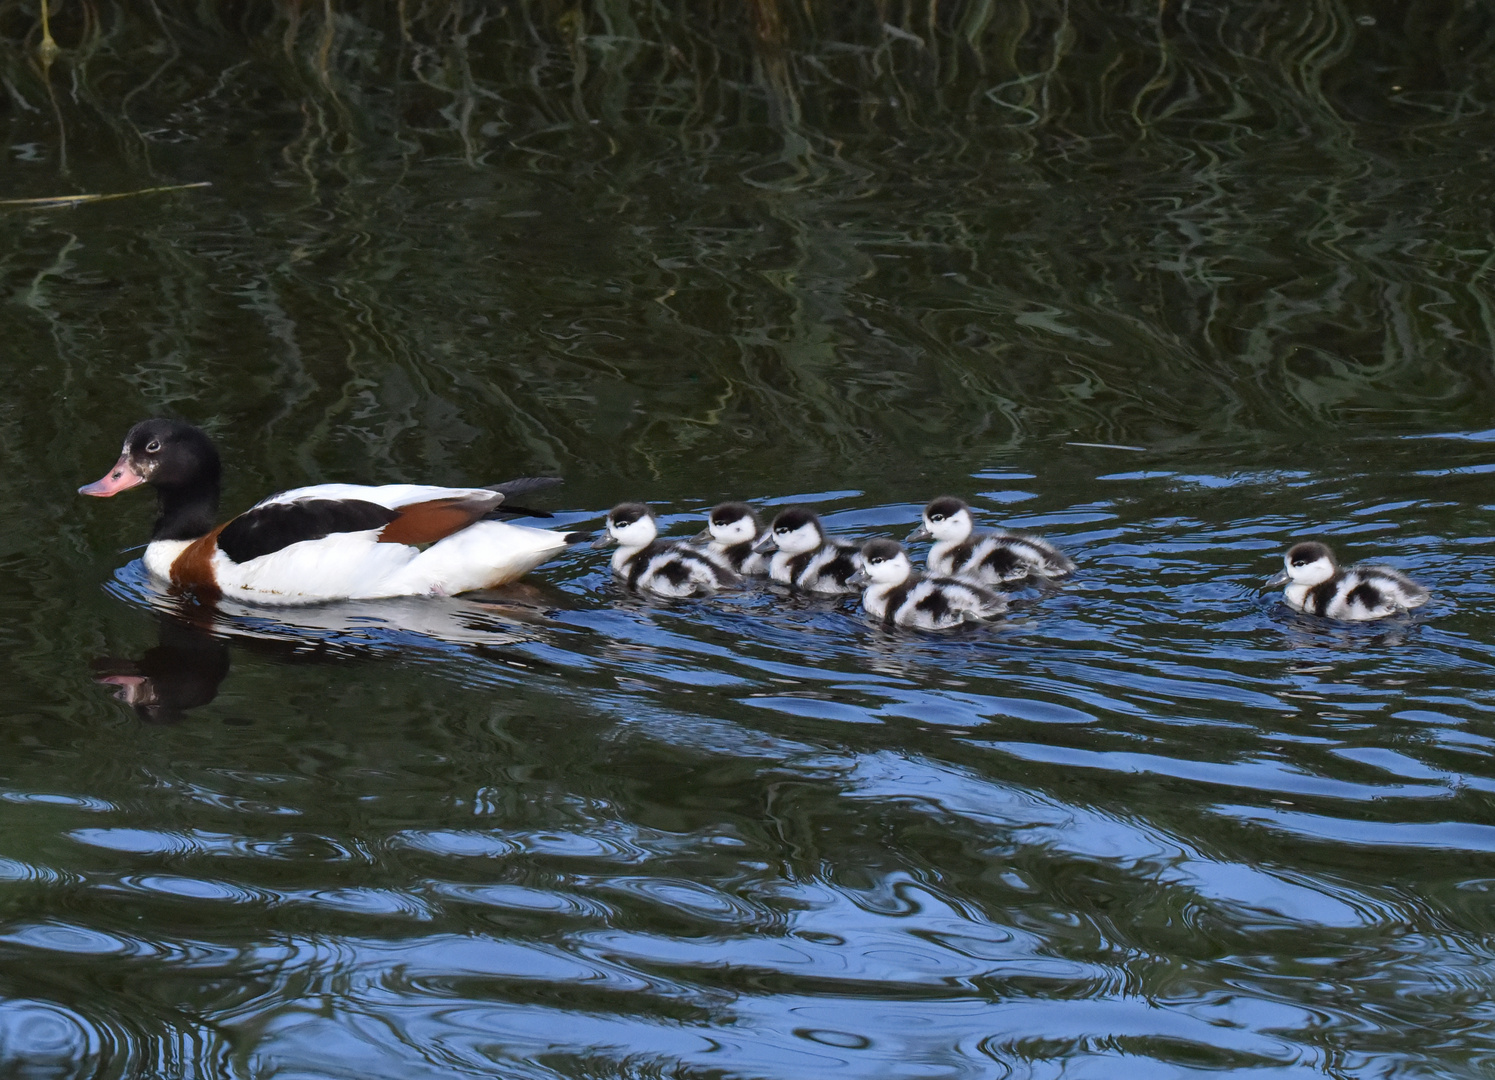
<box><xmin>3</xmin><ymin>2</ymin><xmax>1495</xmax><ymax>1076</ymax></box>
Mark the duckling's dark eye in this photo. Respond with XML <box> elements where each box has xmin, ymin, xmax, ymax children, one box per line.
<box><xmin>145</xmin><ymin>440</ymin><xmax>161</xmax><ymax>454</ymax></box>
<box><xmin>931</xmin><ymin>514</ymin><xmax>945</xmax><ymax>522</ymax></box>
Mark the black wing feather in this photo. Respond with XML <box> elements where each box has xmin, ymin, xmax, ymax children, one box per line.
<box><xmin>1306</xmin><ymin>578</ymin><xmax>1338</xmax><ymax>616</ymax></box>
<box><xmin>917</xmin><ymin>587</ymin><xmax>952</xmax><ymax>624</ymax></box>
<box><xmin>482</xmin><ymin>504</ymin><xmax>555</xmax><ymax>520</ymax></box>
<box><xmin>484</xmin><ymin>476</ymin><xmax>562</xmax><ymax>499</ymax></box>
<box><xmin>217</xmin><ymin>499</ymin><xmax>400</xmax><ymax>564</ymax></box>
<box><xmin>822</xmin><ymin>547</ymin><xmax>861</xmax><ymax>588</ymax></box>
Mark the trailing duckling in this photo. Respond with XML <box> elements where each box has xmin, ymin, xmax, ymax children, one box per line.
<box><xmin>907</xmin><ymin>496</ymin><xmax>1074</xmax><ymax>584</ymax></box>
<box><xmin>593</xmin><ymin>502</ymin><xmax>740</xmax><ymax>598</ymax></box>
<box><xmin>752</xmin><ymin>506</ymin><xmax>862</xmax><ymax>594</ymax></box>
<box><xmin>691</xmin><ymin>502</ymin><xmax>768</xmax><ymax>575</ymax></box>
<box><xmin>1267</xmin><ymin>541</ymin><xmax>1429</xmax><ymax>621</ymax></box>
<box><xmin>850</xmin><ymin>539</ymin><xmax>1008</xmax><ymax>629</ymax></box>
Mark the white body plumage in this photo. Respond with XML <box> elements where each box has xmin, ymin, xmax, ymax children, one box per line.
<box><xmin>141</xmin><ymin>487</ymin><xmax>573</xmax><ymax>605</ymax></box>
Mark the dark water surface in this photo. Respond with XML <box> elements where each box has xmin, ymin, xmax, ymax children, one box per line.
<box><xmin>4</xmin><ymin>2</ymin><xmax>1495</xmax><ymax>1076</ymax></box>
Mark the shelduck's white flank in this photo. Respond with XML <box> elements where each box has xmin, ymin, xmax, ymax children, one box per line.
<box><xmin>145</xmin><ymin>517</ymin><xmax>571</xmax><ymax>604</ymax></box>
<box><xmin>219</xmin><ymin>483</ymin><xmax>573</xmax><ymax>602</ymax></box>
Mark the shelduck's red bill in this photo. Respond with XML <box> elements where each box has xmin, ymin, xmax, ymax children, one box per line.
<box><xmin>79</xmin><ymin>454</ymin><xmax>145</xmax><ymax>497</ymax></box>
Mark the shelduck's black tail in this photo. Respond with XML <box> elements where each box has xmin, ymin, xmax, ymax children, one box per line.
<box><xmin>481</xmin><ymin>476</ymin><xmax>564</xmax><ymax>520</ymax></box>
<box><xmin>485</xmin><ymin>476</ymin><xmax>563</xmax><ymax>498</ymax></box>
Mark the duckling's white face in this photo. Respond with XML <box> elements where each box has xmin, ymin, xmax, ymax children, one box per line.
<box><xmin>709</xmin><ymin>515</ymin><xmax>757</xmax><ymax>546</ymax></box>
<box><xmin>1281</xmin><ymin>550</ymin><xmax>1335</xmax><ymax>586</ymax></box>
<box><xmin>863</xmin><ymin>548</ymin><xmax>913</xmax><ymax>586</ymax></box>
<box><xmin>608</xmin><ymin>513</ymin><xmax>658</xmax><ymax>549</ymax></box>
<box><xmin>770</xmin><ymin>519</ymin><xmax>824</xmax><ymax>555</ymax></box>
<box><xmin>924</xmin><ymin>506</ymin><xmax>974</xmax><ymax>544</ymax></box>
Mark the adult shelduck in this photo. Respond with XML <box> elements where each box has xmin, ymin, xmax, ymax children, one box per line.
<box><xmin>80</xmin><ymin>419</ymin><xmax>582</xmax><ymax>605</ymax></box>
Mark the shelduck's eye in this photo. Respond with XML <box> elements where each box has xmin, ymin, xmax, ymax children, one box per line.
<box><xmin>145</xmin><ymin>440</ymin><xmax>161</xmax><ymax>454</ymax></box>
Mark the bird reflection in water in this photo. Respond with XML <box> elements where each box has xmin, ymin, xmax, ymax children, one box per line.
<box><xmin>91</xmin><ymin>608</ymin><xmax>230</xmax><ymax>724</ymax></box>
<box><xmin>89</xmin><ymin>578</ymin><xmax>569</xmax><ymax>722</ymax></box>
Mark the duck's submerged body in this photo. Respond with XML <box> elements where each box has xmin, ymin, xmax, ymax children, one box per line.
<box><xmin>770</xmin><ymin>542</ymin><xmax>862</xmax><ymax>594</ymax></box>
<box><xmin>1269</xmin><ymin>541</ymin><xmax>1429</xmax><ymax>621</ymax></box>
<box><xmin>83</xmin><ymin>420</ymin><xmax>578</xmax><ymax>606</ymax></box>
<box><xmin>927</xmin><ymin>531</ymin><xmax>1073</xmax><ymax>583</ymax></box>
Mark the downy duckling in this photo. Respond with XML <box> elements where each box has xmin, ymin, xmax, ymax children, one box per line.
<box><xmin>907</xmin><ymin>496</ymin><xmax>1074</xmax><ymax>584</ymax></box>
<box><xmin>1267</xmin><ymin>541</ymin><xmax>1429</xmax><ymax>621</ymax></box>
<box><xmin>850</xmin><ymin>539</ymin><xmax>1008</xmax><ymax>629</ymax></box>
<box><xmin>751</xmin><ymin>506</ymin><xmax>862</xmax><ymax>594</ymax></box>
<box><xmin>691</xmin><ymin>502</ymin><xmax>768</xmax><ymax>575</ymax></box>
<box><xmin>593</xmin><ymin>502</ymin><xmax>740</xmax><ymax>597</ymax></box>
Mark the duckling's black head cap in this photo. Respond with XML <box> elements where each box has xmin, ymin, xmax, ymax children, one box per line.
<box><xmin>861</xmin><ymin>538</ymin><xmax>904</xmax><ymax>562</ymax></box>
<box><xmin>608</xmin><ymin>502</ymin><xmax>653</xmax><ymax>528</ymax></box>
<box><xmin>1286</xmin><ymin>541</ymin><xmax>1335</xmax><ymax>567</ymax></box>
<box><xmin>924</xmin><ymin>496</ymin><xmax>968</xmax><ymax>520</ymax></box>
<box><xmin>770</xmin><ymin>506</ymin><xmax>820</xmax><ymax>532</ymax></box>
<box><xmin>710</xmin><ymin>502</ymin><xmax>759</xmax><ymax>528</ymax></box>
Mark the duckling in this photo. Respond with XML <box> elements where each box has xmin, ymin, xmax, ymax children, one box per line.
<box><xmin>1267</xmin><ymin>541</ymin><xmax>1429</xmax><ymax>621</ymax></box>
<box><xmin>593</xmin><ymin>503</ymin><xmax>740</xmax><ymax>597</ymax></box>
<box><xmin>751</xmin><ymin>506</ymin><xmax>862</xmax><ymax>594</ymax></box>
<box><xmin>690</xmin><ymin>502</ymin><xmax>769</xmax><ymax>575</ymax></box>
<box><xmin>906</xmin><ymin>496</ymin><xmax>1074</xmax><ymax>584</ymax></box>
<box><xmin>850</xmin><ymin>539</ymin><xmax>1008</xmax><ymax>629</ymax></box>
